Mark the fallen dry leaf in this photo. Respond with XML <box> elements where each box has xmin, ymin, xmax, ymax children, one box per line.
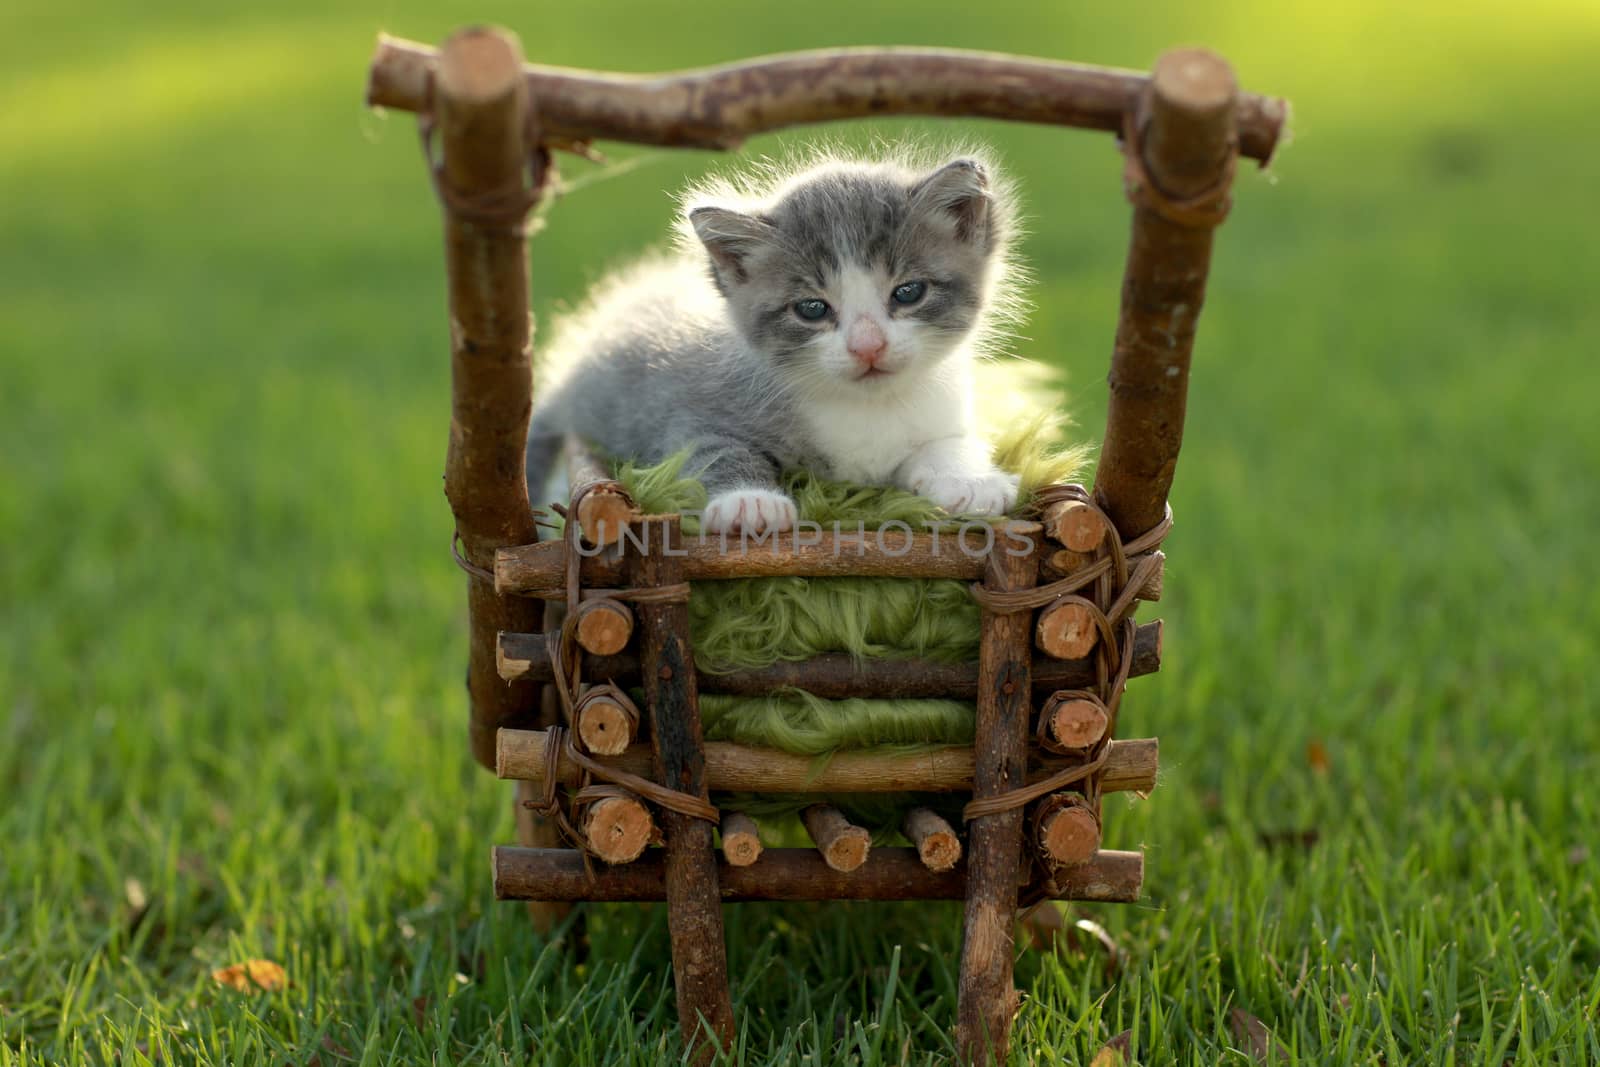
<box><xmin>1306</xmin><ymin>739</ymin><xmax>1330</xmax><ymax>775</ymax></box>
<box><xmin>1018</xmin><ymin>902</ymin><xmax>1066</xmax><ymax>952</ymax></box>
<box><xmin>1071</xmin><ymin>918</ymin><xmax>1123</xmax><ymax>976</ymax></box>
<box><xmin>211</xmin><ymin>959</ymin><xmax>288</xmax><ymax>993</ymax></box>
<box><xmin>1089</xmin><ymin>1028</ymin><xmax>1133</xmax><ymax>1066</ymax></box>
<box><xmin>1229</xmin><ymin>1007</ymin><xmax>1282</xmax><ymax>1063</ymax></box>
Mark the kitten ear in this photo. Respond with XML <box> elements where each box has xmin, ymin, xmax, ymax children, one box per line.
<box><xmin>689</xmin><ymin>206</ymin><xmax>774</xmax><ymax>283</ymax></box>
<box><xmin>911</xmin><ymin>159</ymin><xmax>992</xmax><ymax>245</ymax></box>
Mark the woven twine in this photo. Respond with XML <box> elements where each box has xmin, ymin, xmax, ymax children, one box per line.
<box><xmin>416</xmin><ymin>67</ymin><xmax>550</xmax><ymax>237</ymax></box>
<box><xmin>964</xmin><ymin>484</ymin><xmax>1171</xmax><ymax>901</ymax></box>
<box><xmin>519</xmin><ymin>484</ymin><xmax>708</xmax><ymax>875</ymax></box>
<box><xmin>1120</xmin><ymin>108</ymin><xmax>1237</xmax><ymax>230</ymax></box>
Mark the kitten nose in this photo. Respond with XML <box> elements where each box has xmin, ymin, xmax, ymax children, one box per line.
<box><xmin>846</xmin><ymin>317</ymin><xmax>888</xmax><ymax>365</ymax></box>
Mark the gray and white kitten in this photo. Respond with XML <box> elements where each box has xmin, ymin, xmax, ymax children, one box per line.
<box><xmin>526</xmin><ymin>150</ymin><xmax>1022</xmax><ymax>533</ymax></box>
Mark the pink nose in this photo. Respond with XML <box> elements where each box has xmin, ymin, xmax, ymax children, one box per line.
<box><xmin>846</xmin><ymin>317</ymin><xmax>888</xmax><ymax>365</ymax></box>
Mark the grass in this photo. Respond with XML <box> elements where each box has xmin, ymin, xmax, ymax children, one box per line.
<box><xmin>2</xmin><ymin>0</ymin><xmax>1599</xmax><ymax>1062</ymax></box>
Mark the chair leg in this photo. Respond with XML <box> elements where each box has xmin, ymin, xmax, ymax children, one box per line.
<box><xmin>631</xmin><ymin>517</ymin><xmax>735</xmax><ymax>1064</ymax></box>
<box><xmin>957</xmin><ymin>521</ymin><xmax>1039</xmax><ymax>1063</ymax></box>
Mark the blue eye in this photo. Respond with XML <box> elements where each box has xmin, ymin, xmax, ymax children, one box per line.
<box><xmin>794</xmin><ymin>299</ymin><xmax>831</xmax><ymax>322</ymax></box>
<box><xmin>892</xmin><ymin>281</ymin><xmax>927</xmax><ymax>305</ymax></box>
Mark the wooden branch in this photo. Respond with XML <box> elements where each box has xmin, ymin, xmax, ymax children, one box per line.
<box><xmin>513</xmin><ymin>779</ymin><xmax>572</xmax><ymax>931</ymax></box>
<box><xmin>628</xmin><ymin>517</ymin><xmax>734</xmax><ymax>1059</ymax></box>
<box><xmin>497</xmin><ymin>729</ymin><xmax>1160</xmax><ymax>797</ymax></box>
<box><xmin>368</xmin><ymin>37</ymin><xmax>1286</xmax><ymax>163</ymax></box>
<box><xmin>1041</xmin><ymin>549</ymin><xmax>1164</xmax><ymax>602</ymax></box>
<box><xmin>1040</xmin><ymin>693</ymin><xmax>1109</xmax><ymax>752</ymax></box>
<box><xmin>1041</xmin><ymin>499</ymin><xmax>1105</xmax><ymax>553</ymax></box>
<box><xmin>572</xmin><ymin>597</ymin><xmax>633</xmax><ymax>656</ymax></box>
<box><xmin>803</xmin><ymin>804</ymin><xmax>872</xmax><ymax>872</ymax></box>
<box><xmin>1036</xmin><ymin>601</ymin><xmax>1100</xmax><ymax>661</ymax></box>
<box><xmin>583</xmin><ymin>792</ymin><xmax>655</xmax><ymax>865</ymax></box>
<box><xmin>1094</xmin><ymin>48</ymin><xmax>1240</xmax><ymax>541</ymax></box>
<box><xmin>958</xmin><ymin>521</ymin><xmax>1038</xmax><ymax>1064</ymax></box>
<box><xmin>513</xmin><ymin>683</ymin><xmax>576</xmax><ymax>931</ymax></box>
<box><xmin>573</xmin><ymin>689</ymin><xmax>637</xmax><ymax>756</ymax></box>
<box><xmin>496</xmin><ymin>618</ymin><xmax>1164</xmax><ymax>695</ymax></box>
<box><xmin>904</xmin><ymin>807</ymin><xmax>962</xmax><ymax>872</ymax></box>
<box><xmin>496</xmin><ymin>526</ymin><xmax>1000</xmax><ymax>594</ymax></box>
<box><xmin>493</xmin><ymin>846</ymin><xmax>1144</xmax><ymax>903</ymax></box>
<box><xmin>566</xmin><ymin>433</ymin><xmax>637</xmax><ymax>547</ymax></box>
<box><xmin>433</xmin><ymin>28</ymin><xmax>545</xmax><ymax>770</ymax></box>
<box><xmin>719</xmin><ymin>812</ymin><xmax>763</xmax><ymax>867</ymax></box>
<box><xmin>1034</xmin><ymin>794</ymin><xmax>1101</xmax><ymax>867</ymax></box>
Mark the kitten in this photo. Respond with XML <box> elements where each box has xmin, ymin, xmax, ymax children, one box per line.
<box><xmin>525</xmin><ymin>150</ymin><xmax>1022</xmax><ymax>534</ymax></box>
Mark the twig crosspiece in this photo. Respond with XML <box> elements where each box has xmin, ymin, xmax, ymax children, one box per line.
<box><xmin>374</xmin><ymin>24</ymin><xmax>1281</xmax><ymax>1066</ymax></box>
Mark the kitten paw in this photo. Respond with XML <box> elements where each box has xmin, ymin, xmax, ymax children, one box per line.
<box><xmin>911</xmin><ymin>470</ymin><xmax>1020</xmax><ymax>517</ymax></box>
<box><xmin>703</xmin><ymin>489</ymin><xmax>799</xmax><ymax>535</ymax></box>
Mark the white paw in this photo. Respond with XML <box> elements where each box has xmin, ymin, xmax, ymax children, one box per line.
<box><xmin>911</xmin><ymin>470</ymin><xmax>1020</xmax><ymax>517</ymax></box>
<box><xmin>703</xmin><ymin>489</ymin><xmax>799</xmax><ymax>535</ymax></box>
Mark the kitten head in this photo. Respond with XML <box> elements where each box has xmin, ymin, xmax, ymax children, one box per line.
<box><xmin>681</xmin><ymin>149</ymin><xmax>1019</xmax><ymax>393</ymax></box>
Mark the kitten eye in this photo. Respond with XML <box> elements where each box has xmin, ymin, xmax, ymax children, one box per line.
<box><xmin>891</xmin><ymin>281</ymin><xmax>927</xmax><ymax>305</ymax></box>
<box><xmin>793</xmin><ymin>299</ymin><xmax>831</xmax><ymax>322</ymax></box>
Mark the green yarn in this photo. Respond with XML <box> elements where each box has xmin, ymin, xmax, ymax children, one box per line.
<box><xmin>700</xmin><ymin>692</ymin><xmax>974</xmax><ymax>754</ymax></box>
<box><xmin>690</xmin><ymin>577</ymin><xmax>981</xmax><ymax>670</ymax></box>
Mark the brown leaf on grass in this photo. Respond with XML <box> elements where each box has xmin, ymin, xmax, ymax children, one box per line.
<box><xmin>1017</xmin><ymin>906</ymin><xmax>1123</xmax><ymax>977</ymax></box>
<box><xmin>1017</xmin><ymin>902</ymin><xmax>1066</xmax><ymax>952</ymax></box>
<box><xmin>1089</xmin><ymin>1029</ymin><xmax>1133</xmax><ymax>1066</ymax></box>
<box><xmin>211</xmin><ymin>959</ymin><xmax>288</xmax><ymax>993</ymax></box>
<box><xmin>1070</xmin><ymin>918</ymin><xmax>1123</xmax><ymax>977</ymax></box>
<box><xmin>1306</xmin><ymin>739</ymin><xmax>1330</xmax><ymax>775</ymax></box>
<box><xmin>1229</xmin><ymin>1007</ymin><xmax>1282</xmax><ymax>1063</ymax></box>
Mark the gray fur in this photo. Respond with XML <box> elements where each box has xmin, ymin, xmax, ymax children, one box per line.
<box><xmin>524</xmin><ymin>151</ymin><xmax>1016</xmax><ymax>506</ymax></box>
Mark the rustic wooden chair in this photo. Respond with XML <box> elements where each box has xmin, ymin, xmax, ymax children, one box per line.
<box><xmin>365</xmin><ymin>28</ymin><xmax>1284</xmax><ymax>1064</ymax></box>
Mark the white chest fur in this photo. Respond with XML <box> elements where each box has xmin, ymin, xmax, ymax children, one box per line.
<box><xmin>802</xmin><ymin>367</ymin><xmax>972</xmax><ymax>483</ymax></box>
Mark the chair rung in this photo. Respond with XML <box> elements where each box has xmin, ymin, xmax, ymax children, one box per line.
<box><xmin>492</xmin><ymin>846</ymin><xmax>1143</xmax><ymax>903</ymax></box>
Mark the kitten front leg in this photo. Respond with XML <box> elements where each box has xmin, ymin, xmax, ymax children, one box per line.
<box><xmin>690</xmin><ymin>438</ymin><xmax>799</xmax><ymax>535</ymax></box>
<box><xmin>895</xmin><ymin>435</ymin><xmax>1020</xmax><ymax>517</ymax></box>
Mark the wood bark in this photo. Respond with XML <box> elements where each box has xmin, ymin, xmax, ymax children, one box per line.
<box><xmin>904</xmin><ymin>807</ymin><xmax>962</xmax><ymax>872</ymax></box>
<box><xmin>566</xmin><ymin>433</ymin><xmax>637</xmax><ymax>547</ymax></box>
<box><xmin>495</xmin><ymin>618</ymin><xmax>1164</xmax><ymax>695</ymax></box>
<box><xmin>719</xmin><ymin>812</ymin><xmax>763</xmax><ymax>867</ymax></box>
<box><xmin>497</xmin><ymin>729</ymin><xmax>1159</xmax><ymax>796</ymax></box>
<box><xmin>1041</xmin><ymin>693</ymin><xmax>1109</xmax><ymax>752</ymax></box>
<box><xmin>803</xmin><ymin>804</ymin><xmax>872</xmax><ymax>872</ymax></box>
<box><xmin>1035</xmin><ymin>794</ymin><xmax>1101</xmax><ymax>867</ymax></box>
<box><xmin>1041</xmin><ymin>549</ymin><xmax>1164</xmax><ymax>602</ymax></box>
<box><xmin>368</xmin><ymin>37</ymin><xmax>1286</xmax><ymax>163</ymax></box>
<box><xmin>433</xmin><ymin>28</ymin><xmax>546</xmax><ymax>771</ymax></box>
<box><xmin>496</xmin><ymin>526</ymin><xmax>1003</xmax><ymax>593</ymax></box>
<box><xmin>1094</xmin><ymin>48</ymin><xmax>1240</xmax><ymax>541</ymax></box>
<box><xmin>583</xmin><ymin>793</ymin><xmax>655</xmax><ymax>864</ymax></box>
<box><xmin>958</xmin><ymin>521</ymin><xmax>1039</xmax><ymax>1064</ymax></box>
<box><xmin>1036</xmin><ymin>601</ymin><xmax>1101</xmax><ymax>661</ymax></box>
<box><xmin>1041</xmin><ymin>499</ymin><xmax>1105</xmax><ymax>552</ymax></box>
<box><xmin>572</xmin><ymin>597</ymin><xmax>634</xmax><ymax>655</ymax></box>
<box><xmin>573</xmin><ymin>690</ymin><xmax>636</xmax><ymax>756</ymax></box>
<box><xmin>494</xmin><ymin>846</ymin><xmax>1144</xmax><ymax>903</ymax></box>
<box><xmin>628</xmin><ymin>517</ymin><xmax>734</xmax><ymax>1060</ymax></box>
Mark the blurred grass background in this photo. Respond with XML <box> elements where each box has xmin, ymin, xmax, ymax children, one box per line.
<box><xmin>3</xmin><ymin>0</ymin><xmax>1599</xmax><ymax>1063</ymax></box>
